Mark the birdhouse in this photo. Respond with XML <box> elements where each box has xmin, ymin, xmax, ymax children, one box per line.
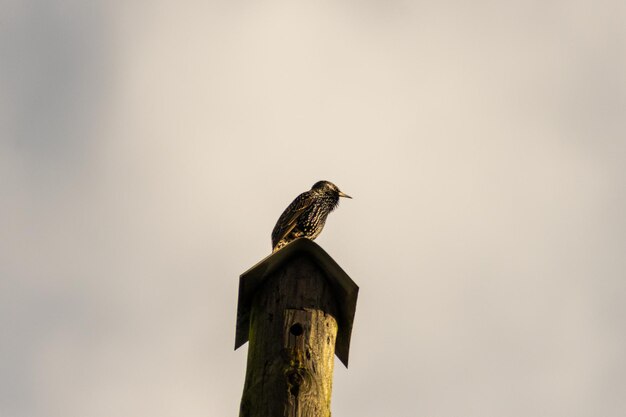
<box><xmin>235</xmin><ymin>238</ymin><xmax>359</xmax><ymax>367</ymax></box>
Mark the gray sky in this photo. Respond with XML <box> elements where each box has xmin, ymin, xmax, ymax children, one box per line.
<box><xmin>1</xmin><ymin>1</ymin><xmax>625</xmax><ymax>416</ymax></box>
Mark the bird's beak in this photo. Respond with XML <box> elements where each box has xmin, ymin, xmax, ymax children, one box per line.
<box><xmin>338</xmin><ymin>191</ymin><xmax>352</xmax><ymax>199</ymax></box>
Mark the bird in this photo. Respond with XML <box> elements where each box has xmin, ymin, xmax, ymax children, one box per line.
<box><xmin>271</xmin><ymin>180</ymin><xmax>352</xmax><ymax>252</ymax></box>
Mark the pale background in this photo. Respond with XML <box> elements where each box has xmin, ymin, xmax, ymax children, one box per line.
<box><xmin>1</xmin><ymin>1</ymin><xmax>625</xmax><ymax>416</ymax></box>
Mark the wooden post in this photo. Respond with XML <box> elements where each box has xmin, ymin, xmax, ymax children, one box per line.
<box><xmin>235</xmin><ymin>239</ymin><xmax>358</xmax><ymax>417</ymax></box>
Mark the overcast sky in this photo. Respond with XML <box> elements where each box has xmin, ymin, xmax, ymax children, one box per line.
<box><xmin>1</xmin><ymin>1</ymin><xmax>625</xmax><ymax>416</ymax></box>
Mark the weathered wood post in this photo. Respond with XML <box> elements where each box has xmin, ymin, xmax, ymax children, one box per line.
<box><xmin>235</xmin><ymin>239</ymin><xmax>358</xmax><ymax>417</ymax></box>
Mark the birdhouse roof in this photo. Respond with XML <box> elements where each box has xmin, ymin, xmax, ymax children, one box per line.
<box><xmin>235</xmin><ymin>238</ymin><xmax>359</xmax><ymax>367</ymax></box>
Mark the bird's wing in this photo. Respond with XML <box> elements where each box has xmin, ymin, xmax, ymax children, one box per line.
<box><xmin>271</xmin><ymin>192</ymin><xmax>314</xmax><ymax>248</ymax></box>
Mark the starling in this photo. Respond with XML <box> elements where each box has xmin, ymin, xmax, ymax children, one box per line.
<box><xmin>272</xmin><ymin>180</ymin><xmax>352</xmax><ymax>252</ymax></box>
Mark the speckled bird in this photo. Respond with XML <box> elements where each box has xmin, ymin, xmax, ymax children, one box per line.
<box><xmin>271</xmin><ymin>181</ymin><xmax>352</xmax><ymax>252</ymax></box>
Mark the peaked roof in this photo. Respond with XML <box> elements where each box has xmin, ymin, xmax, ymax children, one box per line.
<box><xmin>235</xmin><ymin>238</ymin><xmax>359</xmax><ymax>367</ymax></box>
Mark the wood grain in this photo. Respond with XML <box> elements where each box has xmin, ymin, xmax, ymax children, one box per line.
<box><xmin>239</xmin><ymin>254</ymin><xmax>339</xmax><ymax>417</ymax></box>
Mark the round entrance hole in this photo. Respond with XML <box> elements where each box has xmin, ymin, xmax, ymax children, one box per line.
<box><xmin>289</xmin><ymin>323</ymin><xmax>303</xmax><ymax>336</ymax></box>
